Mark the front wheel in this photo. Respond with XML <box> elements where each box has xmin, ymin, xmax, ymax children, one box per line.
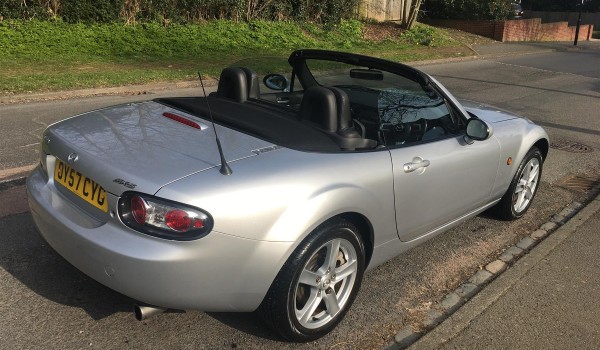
<box><xmin>495</xmin><ymin>147</ymin><xmax>543</xmax><ymax>220</ymax></box>
<box><xmin>258</xmin><ymin>218</ymin><xmax>365</xmax><ymax>342</ymax></box>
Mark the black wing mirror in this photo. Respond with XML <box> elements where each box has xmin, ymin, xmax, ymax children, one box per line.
<box><xmin>465</xmin><ymin>118</ymin><xmax>491</xmax><ymax>144</ymax></box>
<box><xmin>263</xmin><ymin>74</ymin><xmax>290</xmax><ymax>91</ymax></box>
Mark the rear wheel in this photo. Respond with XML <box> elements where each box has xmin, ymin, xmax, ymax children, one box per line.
<box><xmin>258</xmin><ymin>218</ymin><xmax>365</xmax><ymax>342</ymax></box>
<box><xmin>495</xmin><ymin>147</ymin><xmax>543</xmax><ymax>220</ymax></box>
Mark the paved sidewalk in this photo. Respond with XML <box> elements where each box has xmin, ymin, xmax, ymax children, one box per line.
<box><xmin>411</xmin><ymin>193</ymin><xmax>600</xmax><ymax>349</ymax></box>
<box><xmin>472</xmin><ymin>40</ymin><xmax>600</xmax><ymax>56</ymax></box>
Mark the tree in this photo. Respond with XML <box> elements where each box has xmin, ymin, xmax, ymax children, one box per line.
<box><xmin>363</xmin><ymin>0</ymin><xmax>423</xmax><ymax>29</ymax></box>
<box><xmin>401</xmin><ymin>0</ymin><xmax>422</xmax><ymax>29</ymax></box>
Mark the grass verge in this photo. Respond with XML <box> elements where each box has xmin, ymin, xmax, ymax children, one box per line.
<box><xmin>1</xmin><ymin>19</ymin><xmax>473</xmax><ymax>95</ymax></box>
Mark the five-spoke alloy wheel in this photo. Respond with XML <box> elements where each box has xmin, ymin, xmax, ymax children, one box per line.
<box><xmin>259</xmin><ymin>218</ymin><xmax>365</xmax><ymax>342</ymax></box>
<box><xmin>496</xmin><ymin>146</ymin><xmax>544</xmax><ymax>220</ymax></box>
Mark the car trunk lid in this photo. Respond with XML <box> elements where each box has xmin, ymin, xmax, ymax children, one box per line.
<box><xmin>46</xmin><ymin>101</ymin><xmax>273</xmax><ymax>196</ymax></box>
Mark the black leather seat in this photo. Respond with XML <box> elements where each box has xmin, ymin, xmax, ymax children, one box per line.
<box><xmin>298</xmin><ymin>86</ymin><xmax>377</xmax><ymax>150</ymax></box>
<box><xmin>216</xmin><ymin>67</ymin><xmax>260</xmax><ymax>102</ymax></box>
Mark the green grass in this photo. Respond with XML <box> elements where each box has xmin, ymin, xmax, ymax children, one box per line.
<box><xmin>0</xmin><ymin>19</ymin><xmax>465</xmax><ymax>94</ymax></box>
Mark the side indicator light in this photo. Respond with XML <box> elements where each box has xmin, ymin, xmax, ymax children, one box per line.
<box><xmin>507</xmin><ymin>157</ymin><xmax>513</xmax><ymax>165</ymax></box>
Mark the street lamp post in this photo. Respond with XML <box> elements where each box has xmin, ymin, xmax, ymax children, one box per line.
<box><xmin>574</xmin><ymin>0</ymin><xmax>584</xmax><ymax>46</ymax></box>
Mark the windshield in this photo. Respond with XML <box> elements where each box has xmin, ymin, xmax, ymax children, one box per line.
<box><xmin>305</xmin><ymin>59</ymin><xmax>450</xmax><ymax>124</ymax></box>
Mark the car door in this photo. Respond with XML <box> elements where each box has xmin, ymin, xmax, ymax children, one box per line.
<box><xmin>390</xmin><ymin>134</ymin><xmax>500</xmax><ymax>242</ymax></box>
<box><xmin>376</xmin><ymin>85</ymin><xmax>500</xmax><ymax>242</ymax></box>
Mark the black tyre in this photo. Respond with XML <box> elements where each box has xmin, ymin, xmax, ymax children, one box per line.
<box><xmin>258</xmin><ymin>218</ymin><xmax>365</xmax><ymax>342</ymax></box>
<box><xmin>495</xmin><ymin>147</ymin><xmax>543</xmax><ymax>220</ymax></box>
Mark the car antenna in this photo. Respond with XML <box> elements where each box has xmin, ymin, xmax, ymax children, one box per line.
<box><xmin>198</xmin><ymin>72</ymin><xmax>232</xmax><ymax>176</ymax></box>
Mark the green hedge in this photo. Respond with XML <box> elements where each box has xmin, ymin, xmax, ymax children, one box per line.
<box><xmin>521</xmin><ymin>0</ymin><xmax>600</xmax><ymax>12</ymax></box>
<box><xmin>0</xmin><ymin>19</ymin><xmax>371</xmax><ymax>61</ymax></box>
<box><xmin>0</xmin><ymin>0</ymin><xmax>361</xmax><ymax>24</ymax></box>
<box><xmin>422</xmin><ymin>0</ymin><xmax>514</xmax><ymax>20</ymax></box>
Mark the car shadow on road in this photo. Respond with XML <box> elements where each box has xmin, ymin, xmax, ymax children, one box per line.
<box><xmin>207</xmin><ymin>312</ymin><xmax>284</xmax><ymax>341</ymax></box>
<box><xmin>0</xmin><ymin>211</ymin><xmax>284</xmax><ymax>340</ymax></box>
<box><xmin>0</xmin><ymin>212</ymin><xmax>133</xmax><ymax>320</ymax></box>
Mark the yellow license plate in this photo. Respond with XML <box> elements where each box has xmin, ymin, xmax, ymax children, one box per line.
<box><xmin>54</xmin><ymin>159</ymin><xmax>108</xmax><ymax>212</ymax></box>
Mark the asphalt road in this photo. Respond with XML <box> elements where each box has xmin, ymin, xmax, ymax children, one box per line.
<box><xmin>0</xmin><ymin>87</ymin><xmax>203</xmax><ymax>172</ymax></box>
<box><xmin>1</xmin><ymin>46</ymin><xmax>599</xmax><ymax>349</ymax></box>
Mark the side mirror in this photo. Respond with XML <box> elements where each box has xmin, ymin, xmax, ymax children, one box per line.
<box><xmin>465</xmin><ymin>118</ymin><xmax>491</xmax><ymax>144</ymax></box>
<box><xmin>263</xmin><ymin>74</ymin><xmax>289</xmax><ymax>91</ymax></box>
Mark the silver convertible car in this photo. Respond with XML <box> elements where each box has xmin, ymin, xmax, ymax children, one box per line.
<box><xmin>27</xmin><ymin>50</ymin><xmax>548</xmax><ymax>341</ymax></box>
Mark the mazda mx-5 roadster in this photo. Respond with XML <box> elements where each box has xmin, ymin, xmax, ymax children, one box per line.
<box><xmin>27</xmin><ymin>49</ymin><xmax>548</xmax><ymax>341</ymax></box>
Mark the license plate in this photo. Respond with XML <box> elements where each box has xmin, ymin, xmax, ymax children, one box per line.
<box><xmin>54</xmin><ymin>159</ymin><xmax>108</xmax><ymax>212</ymax></box>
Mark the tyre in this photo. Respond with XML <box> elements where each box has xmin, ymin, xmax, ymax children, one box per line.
<box><xmin>495</xmin><ymin>147</ymin><xmax>543</xmax><ymax>220</ymax></box>
<box><xmin>258</xmin><ymin>218</ymin><xmax>365</xmax><ymax>342</ymax></box>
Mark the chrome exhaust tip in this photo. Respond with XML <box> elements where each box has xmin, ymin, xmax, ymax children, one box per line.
<box><xmin>133</xmin><ymin>304</ymin><xmax>167</xmax><ymax>321</ymax></box>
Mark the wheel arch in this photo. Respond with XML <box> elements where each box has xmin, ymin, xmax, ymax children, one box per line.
<box><xmin>336</xmin><ymin>212</ymin><xmax>374</xmax><ymax>268</ymax></box>
<box><xmin>533</xmin><ymin>137</ymin><xmax>549</xmax><ymax>161</ymax></box>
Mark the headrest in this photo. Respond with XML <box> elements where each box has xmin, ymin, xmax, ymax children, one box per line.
<box><xmin>327</xmin><ymin>87</ymin><xmax>352</xmax><ymax>130</ymax></box>
<box><xmin>216</xmin><ymin>67</ymin><xmax>260</xmax><ymax>102</ymax></box>
<box><xmin>298</xmin><ymin>86</ymin><xmax>338</xmax><ymax>132</ymax></box>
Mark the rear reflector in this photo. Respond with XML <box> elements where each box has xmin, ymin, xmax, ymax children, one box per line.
<box><xmin>162</xmin><ymin>112</ymin><xmax>201</xmax><ymax>129</ymax></box>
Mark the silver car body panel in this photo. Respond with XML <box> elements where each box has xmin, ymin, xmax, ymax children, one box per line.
<box><xmin>28</xmin><ymin>168</ymin><xmax>293</xmax><ymax>311</ymax></box>
<box><xmin>43</xmin><ymin>101</ymin><xmax>273</xmax><ymax>196</ymax></box>
<box><xmin>390</xmin><ymin>134</ymin><xmax>500</xmax><ymax>242</ymax></box>
<box><xmin>27</xmin><ymin>68</ymin><xmax>549</xmax><ymax>312</ymax></box>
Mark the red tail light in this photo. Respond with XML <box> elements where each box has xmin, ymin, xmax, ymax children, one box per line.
<box><xmin>118</xmin><ymin>192</ymin><xmax>213</xmax><ymax>241</ymax></box>
<box><xmin>165</xmin><ymin>209</ymin><xmax>192</xmax><ymax>232</ymax></box>
<box><xmin>131</xmin><ymin>195</ymin><xmax>147</xmax><ymax>225</ymax></box>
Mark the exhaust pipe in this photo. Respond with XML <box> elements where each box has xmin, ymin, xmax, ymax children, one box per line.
<box><xmin>134</xmin><ymin>304</ymin><xmax>167</xmax><ymax>321</ymax></box>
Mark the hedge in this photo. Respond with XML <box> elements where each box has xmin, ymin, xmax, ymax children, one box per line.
<box><xmin>422</xmin><ymin>0</ymin><xmax>514</xmax><ymax>21</ymax></box>
<box><xmin>0</xmin><ymin>0</ymin><xmax>361</xmax><ymax>24</ymax></box>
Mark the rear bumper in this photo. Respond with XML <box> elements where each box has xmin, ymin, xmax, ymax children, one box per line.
<box><xmin>27</xmin><ymin>166</ymin><xmax>292</xmax><ymax>311</ymax></box>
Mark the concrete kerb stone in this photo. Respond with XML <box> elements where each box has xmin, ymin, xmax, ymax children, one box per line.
<box><xmin>393</xmin><ymin>326</ymin><xmax>422</xmax><ymax>349</ymax></box>
<box><xmin>540</xmin><ymin>221</ymin><xmax>559</xmax><ymax>232</ymax></box>
<box><xmin>469</xmin><ymin>270</ymin><xmax>493</xmax><ymax>286</ymax></box>
<box><xmin>0</xmin><ymin>176</ymin><xmax>27</xmax><ymax>191</ymax></box>
<box><xmin>530</xmin><ymin>229</ymin><xmax>549</xmax><ymax>240</ymax></box>
<box><xmin>386</xmin><ymin>200</ymin><xmax>591</xmax><ymax>349</ymax></box>
<box><xmin>498</xmin><ymin>246</ymin><xmax>524</xmax><ymax>263</ymax></box>
<box><xmin>551</xmin><ymin>214</ymin><xmax>566</xmax><ymax>225</ymax></box>
<box><xmin>485</xmin><ymin>260</ymin><xmax>507</xmax><ymax>275</ymax></box>
<box><xmin>0</xmin><ymin>164</ymin><xmax>36</xmax><ymax>186</ymax></box>
<box><xmin>516</xmin><ymin>236</ymin><xmax>536</xmax><ymax>250</ymax></box>
<box><xmin>558</xmin><ymin>207</ymin><xmax>577</xmax><ymax>219</ymax></box>
<box><xmin>422</xmin><ymin>309</ymin><xmax>446</xmax><ymax>329</ymax></box>
<box><xmin>439</xmin><ymin>293</ymin><xmax>464</xmax><ymax>315</ymax></box>
<box><xmin>454</xmin><ymin>283</ymin><xmax>479</xmax><ymax>299</ymax></box>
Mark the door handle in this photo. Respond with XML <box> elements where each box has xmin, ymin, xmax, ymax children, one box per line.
<box><xmin>403</xmin><ymin>159</ymin><xmax>430</xmax><ymax>173</ymax></box>
<box><xmin>276</xmin><ymin>97</ymin><xmax>290</xmax><ymax>104</ymax></box>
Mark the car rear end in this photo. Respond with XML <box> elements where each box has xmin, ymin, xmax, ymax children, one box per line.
<box><xmin>27</xmin><ymin>101</ymin><xmax>293</xmax><ymax>311</ymax></box>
